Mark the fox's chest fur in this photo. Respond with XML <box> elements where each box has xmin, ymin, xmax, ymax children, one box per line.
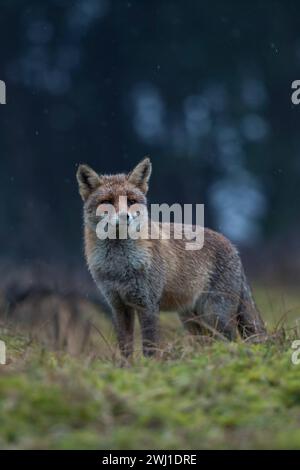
<box><xmin>85</xmin><ymin>233</ymin><xmax>164</xmax><ymax>309</ymax></box>
<box><xmin>88</xmin><ymin>239</ymin><xmax>151</xmax><ymax>279</ymax></box>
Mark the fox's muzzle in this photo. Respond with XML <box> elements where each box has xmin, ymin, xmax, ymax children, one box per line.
<box><xmin>116</xmin><ymin>211</ymin><xmax>133</xmax><ymax>227</ymax></box>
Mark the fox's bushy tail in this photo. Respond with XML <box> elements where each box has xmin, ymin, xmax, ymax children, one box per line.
<box><xmin>237</xmin><ymin>270</ymin><xmax>267</xmax><ymax>341</ymax></box>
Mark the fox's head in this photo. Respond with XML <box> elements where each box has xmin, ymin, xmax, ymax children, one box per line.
<box><xmin>76</xmin><ymin>158</ymin><xmax>151</xmax><ymax>239</ymax></box>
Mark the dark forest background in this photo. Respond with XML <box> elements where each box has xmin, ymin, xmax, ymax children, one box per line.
<box><xmin>1</xmin><ymin>0</ymin><xmax>300</xmax><ymax>291</ymax></box>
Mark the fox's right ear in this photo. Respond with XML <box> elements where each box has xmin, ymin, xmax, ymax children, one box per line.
<box><xmin>76</xmin><ymin>164</ymin><xmax>101</xmax><ymax>201</ymax></box>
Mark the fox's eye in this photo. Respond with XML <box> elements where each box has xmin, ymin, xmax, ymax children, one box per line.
<box><xmin>127</xmin><ymin>199</ymin><xmax>137</xmax><ymax>206</ymax></box>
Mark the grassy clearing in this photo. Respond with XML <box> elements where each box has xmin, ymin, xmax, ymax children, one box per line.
<box><xmin>0</xmin><ymin>286</ymin><xmax>300</xmax><ymax>450</ymax></box>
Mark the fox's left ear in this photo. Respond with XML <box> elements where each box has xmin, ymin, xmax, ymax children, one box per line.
<box><xmin>128</xmin><ymin>157</ymin><xmax>152</xmax><ymax>194</ymax></box>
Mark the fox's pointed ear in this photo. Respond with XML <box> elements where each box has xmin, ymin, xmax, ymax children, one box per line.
<box><xmin>76</xmin><ymin>164</ymin><xmax>101</xmax><ymax>201</ymax></box>
<box><xmin>128</xmin><ymin>157</ymin><xmax>152</xmax><ymax>194</ymax></box>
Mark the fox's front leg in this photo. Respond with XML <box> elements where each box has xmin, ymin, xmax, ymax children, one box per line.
<box><xmin>137</xmin><ymin>307</ymin><xmax>159</xmax><ymax>357</ymax></box>
<box><xmin>111</xmin><ymin>303</ymin><xmax>135</xmax><ymax>359</ymax></box>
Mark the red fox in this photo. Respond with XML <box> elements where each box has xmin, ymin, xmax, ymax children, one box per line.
<box><xmin>77</xmin><ymin>158</ymin><xmax>266</xmax><ymax>357</ymax></box>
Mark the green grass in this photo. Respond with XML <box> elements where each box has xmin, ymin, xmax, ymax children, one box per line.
<box><xmin>0</xmin><ymin>286</ymin><xmax>300</xmax><ymax>449</ymax></box>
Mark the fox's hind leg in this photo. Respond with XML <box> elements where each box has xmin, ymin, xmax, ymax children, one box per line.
<box><xmin>180</xmin><ymin>292</ymin><xmax>239</xmax><ymax>340</ymax></box>
<box><xmin>179</xmin><ymin>308</ymin><xmax>206</xmax><ymax>335</ymax></box>
<box><xmin>195</xmin><ymin>292</ymin><xmax>238</xmax><ymax>340</ymax></box>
